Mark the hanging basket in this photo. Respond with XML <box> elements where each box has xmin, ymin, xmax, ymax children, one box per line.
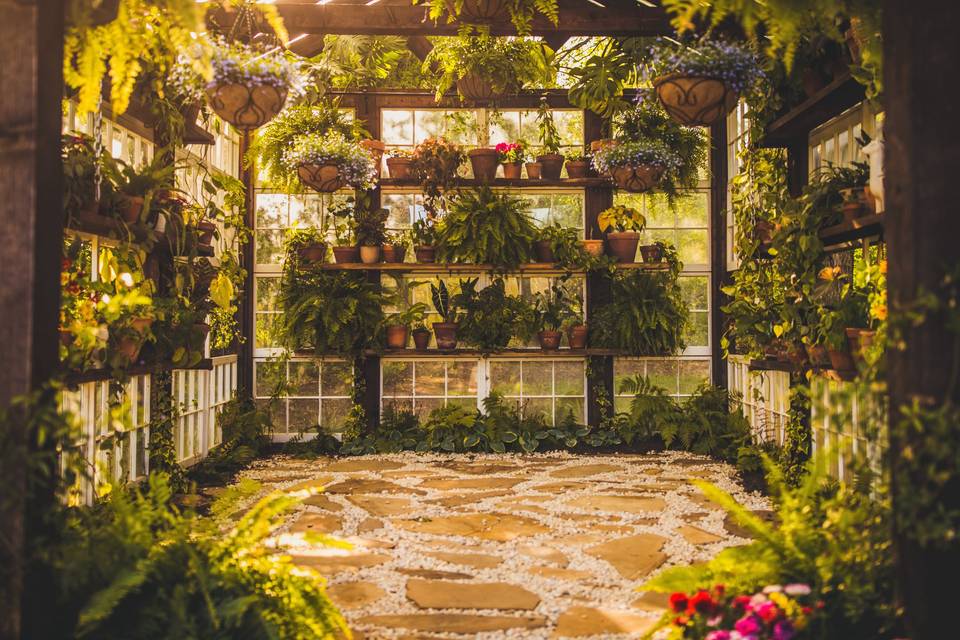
<box><xmin>298</xmin><ymin>163</ymin><xmax>346</xmax><ymax>193</ymax></box>
<box><xmin>205</xmin><ymin>82</ymin><xmax>288</xmax><ymax>131</ymax></box>
<box><xmin>457</xmin><ymin>73</ymin><xmax>505</xmax><ymax>104</ymax></box>
<box><xmin>653</xmin><ymin>74</ymin><xmax>738</xmax><ymax>127</ymax></box>
<box><xmin>447</xmin><ymin>0</ymin><xmax>509</xmax><ymax>23</ymax></box>
<box><xmin>610</xmin><ymin>164</ymin><xmax>665</xmax><ymax>193</ymax></box>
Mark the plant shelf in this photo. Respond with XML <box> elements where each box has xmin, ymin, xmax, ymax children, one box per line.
<box><xmin>64</xmin><ymin>358</ymin><xmax>213</xmax><ymax>386</ymax></box>
<box><xmin>293</xmin><ymin>348</ymin><xmax>635</xmax><ymax>359</ymax></box>
<box><xmin>748</xmin><ymin>358</ymin><xmax>796</xmax><ymax>372</ymax></box>
<box><xmin>378</xmin><ymin>177</ymin><xmax>613</xmax><ymax>189</ymax></box>
<box><xmin>759</xmin><ymin>72</ymin><xmax>866</xmax><ymax>147</ymax></box>
<box><xmin>310</xmin><ymin>261</ymin><xmax>670</xmax><ymax>274</ymax></box>
<box><xmin>756</xmin><ymin>213</ymin><xmax>884</xmax><ymax>258</ymax></box>
<box><xmin>67</xmin><ymin>214</ymin><xmax>216</xmax><ymax>257</ymax></box>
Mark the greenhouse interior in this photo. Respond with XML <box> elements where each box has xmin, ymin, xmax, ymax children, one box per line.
<box><xmin>0</xmin><ymin>1</ymin><xmax>956</xmax><ymax>639</ymax></box>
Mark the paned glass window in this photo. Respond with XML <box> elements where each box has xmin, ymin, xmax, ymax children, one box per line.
<box><xmin>613</xmin><ymin>358</ymin><xmax>712</xmax><ymax>411</ymax></box>
<box><xmin>254</xmin><ymin>359</ymin><xmax>354</xmax><ymax>434</ymax></box>
<box><xmin>382</xmin><ymin>359</ymin><xmax>480</xmax><ymax>416</ymax></box>
<box><xmin>488</xmin><ymin>359</ymin><xmax>586</xmax><ymax>424</ymax></box>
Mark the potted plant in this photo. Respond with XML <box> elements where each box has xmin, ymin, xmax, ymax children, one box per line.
<box><xmin>564</xmin><ymin>150</ymin><xmax>591</xmax><ymax>179</ymax></box>
<box><xmin>646</xmin><ymin>37</ymin><xmax>763</xmax><ymax>127</ymax></box>
<box><xmin>412</xmin><ymin>137</ymin><xmax>466</xmax><ymax>218</ymax></box>
<box><xmin>639</xmin><ymin>240</ymin><xmax>666</xmax><ymax>264</ymax></box>
<box><xmin>455</xmin><ymin>278</ymin><xmax>531</xmax><ymax>354</ymax></box>
<box><xmin>385</xmin><ymin>302</ymin><xmax>429</xmax><ymax>349</ymax></box>
<box><xmin>598</xmin><ymin>204</ymin><xmax>646</xmax><ymax>262</ymax></box>
<box><xmin>414</xmin><ymin>0</ymin><xmax>559</xmax><ymax>35</ymax></box>
<box><xmin>537</xmin><ymin>223</ymin><xmax>598</xmax><ymax>271</ymax></box>
<box><xmin>328</xmin><ymin>199</ymin><xmax>360</xmax><ymax>263</ymax></box>
<box><xmin>531</xmin><ymin>283</ymin><xmax>575</xmax><ymax>351</ymax></box>
<box><xmin>113</xmin><ymin>154</ymin><xmax>175</xmax><ymax>224</ymax></box>
<box><xmin>412</xmin><ymin>322</ymin><xmax>432</xmax><ymax>350</ymax></box>
<box><xmin>386</xmin><ymin>148</ymin><xmax>415</xmax><ymax>179</ymax></box>
<box><xmin>205</xmin><ymin>38</ymin><xmax>295</xmax><ymax>131</ymax></box>
<box><xmin>287</xmin><ymin>133</ymin><xmax>378</xmax><ymax>193</ymax></box>
<box><xmin>468</xmin><ymin>146</ymin><xmax>500</xmax><ymax>183</ymax></box>
<box><xmin>562</xmin><ymin>285</ymin><xmax>588</xmax><ymax>349</ymax></box>
<box><xmin>496</xmin><ymin>141</ymin><xmax>527</xmax><ymax>179</ymax></box>
<box><xmin>412</xmin><ymin>218</ymin><xmax>438</xmax><ymax>263</ymax></box>
<box><xmin>525</xmin><ymin>156</ymin><xmax>543</xmax><ymax>180</ymax></box>
<box><xmin>382</xmin><ymin>230</ymin><xmax>410</xmax><ymax>263</ymax></box>
<box><xmin>354</xmin><ymin>195</ymin><xmax>389</xmax><ymax>264</ymax></box>
<box><xmin>101</xmin><ymin>285</ymin><xmax>154</xmax><ymax>368</ymax></box>
<box><xmin>841</xmin><ymin>187</ymin><xmax>869</xmax><ymax>222</ymax></box>
<box><xmin>285</xmin><ymin>227</ymin><xmax>327</xmax><ymax>266</ymax></box>
<box><xmin>535</xmin><ymin>95</ymin><xmax>565</xmax><ymax>179</ymax></box>
<box><xmin>592</xmin><ymin>140</ymin><xmax>679</xmax><ymax>193</ymax></box>
<box><xmin>430</xmin><ymin>279</ymin><xmax>462</xmax><ymax>350</ymax></box>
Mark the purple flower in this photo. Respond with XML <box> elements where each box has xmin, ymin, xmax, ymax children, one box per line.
<box><xmin>772</xmin><ymin>620</ymin><xmax>796</xmax><ymax>640</ymax></box>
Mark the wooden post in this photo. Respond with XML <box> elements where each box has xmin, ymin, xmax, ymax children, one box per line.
<box><xmin>238</xmin><ymin>131</ymin><xmax>256</xmax><ymax>398</ymax></box>
<box><xmin>884</xmin><ymin>2</ymin><xmax>960</xmax><ymax>638</ymax></box>
<box><xmin>709</xmin><ymin>121</ymin><xmax>728</xmax><ymax>388</ymax></box>
<box><xmin>0</xmin><ymin>1</ymin><xmax>64</xmax><ymax>638</ymax></box>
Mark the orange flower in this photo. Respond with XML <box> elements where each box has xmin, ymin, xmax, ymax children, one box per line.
<box><xmin>818</xmin><ymin>266</ymin><xmax>839</xmax><ymax>281</ymax></box>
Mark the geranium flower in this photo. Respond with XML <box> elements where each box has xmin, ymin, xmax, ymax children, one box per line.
<box><xmin>705</xmin><ymin>631</ymin><xmax>732</xmax><ymax>640</ymax></box>
<box><xmin>733</xmin><ymin>595</ymin><xmax>752</xmax><ymax>609</ymax></box>
<box><xmin>688</xmin><ymin>589</ymin><xmax>717</xmax><ymax>615</ymax></box>
<box><xmin>734</xmin><ymin>615</ymin><xmax>762</xmax><ymax>636</ymax></box>
<box><xmin>669</xmin><ymin>592</ymin><xmax>689</xmax><ymax>613</ymax></box>
<box><xmin>754</xmin><ymin>600</ymin><xmax>780</xmax><ymax>623</ymax></box>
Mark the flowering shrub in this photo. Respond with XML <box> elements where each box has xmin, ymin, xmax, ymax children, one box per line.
<box><xmin>496</xmin><ymin>142</ymin><xmax>528</xmax><ymax>164</ymax></box>
<box><xmin>660</xmin><ymin>584</ymin><xmax>821</xmax><ymax>640</ymax></box>
<box><xmin>645</xmin><ymin>37</ymin><xmax>763</xmax><ymax>96</ymax></box>
<box><xmin>282</xmin><ymin>133</ymin><xmax>378</xmax><ymax>190</ymax></box>
<box><xmin>592</xmin><ymin>140</ymin><xmax>682</xmax><ymax>175</ymax></box>
<box><xmin>208</xmin><ymin>39</ymin><xmax>299</xmax><ymax>91</ymax></box>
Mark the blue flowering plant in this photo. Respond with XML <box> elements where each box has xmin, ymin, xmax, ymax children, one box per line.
<box><xmin>644</xmin><ymin>37</ymin><xmax>763</xmax><ymax>96</ymax></box>
<box><xmin>208</xmin><ymin>38</ymin><xmax>299</xmax><ymax>92</ymax></box>
<box><xmin>282</xmin><ymin>133</ymin><xmax>378</xmax><ymax>190</ymax></box>
<box><xmin>592</xmin><ymin>140</ymin><xmax>682</xmax><ymax>177</ymax></box>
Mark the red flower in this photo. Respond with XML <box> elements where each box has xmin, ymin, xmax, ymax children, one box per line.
<box><xmin>495</xmin><ymin>142</ymin><xmax>508</xmax><ymax>152</ymax></box>
<box><xmin>688</xmin><ymin>590</ymin><xmax>716</xmax><ymax>615</ymax></box>
<box><xmin>669</xmin><ymin>592</ymin><xmax>689</xmax><ymax>613</ymax></box>
<box><xmin>672</xmin><ymin>616</ymin><xmax>689</xmax><ymax>627</ymax></box>
<box><xmin>713</xmin><ymin>584</ymin><xmax>726</xmax><ymax>597</ymax></box>
<box><xmin>733</xmin><ymin>595</ymin><xmax>751</xmax><ymax>609</ymax></box>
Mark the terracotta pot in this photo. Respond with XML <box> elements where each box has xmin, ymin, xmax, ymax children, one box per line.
<box><xmin>639</xmin><ymin>244</ymin><xmax>663</xmax><ymax>263</ymax></box>
<box><xmin>610</xmin><ymin>164</ymin><xmax>665</xmax><ymax>193</ymax></box>
<box><xmin>524</xmin><ymin>162</ymin><xmax>542</xmax><ymax>179</ymax></box>
<box><xmin>333</xmin><ymin>246</ymin><xmax>360</xmax><ymax>263</ymax></box>
<box><xmin>827</xmin><ymin>346</ymin><xmax>856</xmax><ymax>372</ymax></box>
<box><xmin>537</xmin><ymin>154</ymin><xmax>565</xmax><ymax>180</ymax></box>
<box><xmin>846</xmin><ymin>328</ymin><xmax>876</xmax><ymax>364</ymax></box>
<box><xmin>205</xmin><ymin>81</ymin><xmax>287</xmax><ymax>132</ymax></box>
<box><xmin>386</xmin><ymin>325</ymin><xmax>409</xmax><ymax>349</ymax></box>
<box><xmin>297</xmin><ymin>242</ymin><xmax>327</xmax><ymax>264</ymax></box>
<box><xmin>784</xmin><ymin>343</ymin><xmax>809</xmax><ymax>368</ymax></box>
<box><xmin>653</xmin><ymin>73</ymin><xmax>738</xmax><ymax>127</ymax></box>
<box><xmin>386</xmin><ymin>157</ymin><xmax>414</xmax><ymax>180</ymax></box>
<box><xmin>534</xmin><ymin>240</ymin><xmax>555</xmax><ymax>263</ymax></box>
<box><xmin>502</xmin><ymin>162</ymin><xmax>522</xmax><ymax>179</ymax></box>
<box><xmin>298</xmin><ymin>163</ymin><xmax>345</xmax><ymax>193</ymax></box>
<box><xmin>457</xmin><ymin>72</ymin><xmax>504</xmax><ymax>103</ymax></box>
<box><xmin>115</xmin><ymin>336</ymin><xmax>143</xmax><ymax>363</ymax></box>
<box><xmin>432</xmin><ymin>322</ymin><xmax>459</xmax><ymax>350</ymax></box>
<box><xmin>412</xmin><ymin>327</ymin><xmax>432</xmax><ymax>351</ymax></box>
<box><xmin>565</xmin><ymin>160</ymin><xmax>590</xmax><ymax>179</ymax></box>
<box><xmin>360</xmin><ymin>139</ymin><xmax>386</xmax><ymax>178</ymax></box>
<box><xmin>415</xmin><ymin>245</ymin><xmax>436</xmax><ymax>263</ymax></box>
<box><xmin>567</xmin><ymin>324</ymin><xmax>588</xmax><ymax>350</ymax></box>
<box><xmin>197</xmin><ymin>221</ymin><xmax>217</xmax><ymax>245</ymax></box>
<box><xmin>764</xmin><ymin>343</ymin><xmax>782</xmax><ymax>359</ymax></box>
<box><xmin>805</xmin><ymin>343</ymin><xmax>831</xmax><ymax>367</ymax></box>
<box><xmin>606</xmin><ymin>231</ymin><xmax>640</xmax><ymax>262</ymax></box>
<box><xmin>580</xmin><ymin>239</ymin><xmax>604</xmax><ymax>257</ymax></box>
<box><xmin>538</xmin><ymin>330</ymin><xmax>562</xmax><ymax>351</ymax></box>
<box><xmin>842</xmin><ymin>201</ymin><xmax>866</xmax><ymax>223</ymax></box>
<box><xmin>382</xmin><ymin>244</ymin><xmax>406</xmax><ymax>263</ymax></box>
<box><xmin>360</xmin><ymin>245</ymin><xmax>381</xmax><ymax>264</ymax></box>
<box><xmin>120</xmin><ymin>195</ymin><xmax>144</xmax><ymax>224</ymax></box>
<box><xmin>468</xmin><ymin>147</ymin><xmax>499</xmax><ymax>183</ymax></box>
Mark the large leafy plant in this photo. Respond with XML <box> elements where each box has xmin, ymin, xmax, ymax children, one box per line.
<box><xmin>414</xmin><ymin>0</ymin><xmax>559</xmax><ymax>36</ymax></box>
<box><xmin>455</xmin><ymin>278</ymin><xmax>533</xmax><ymax>353</ymax></box>
<box><xmin>563</xmin><ymin>37</ymin><xmax>647</xmax><ymax>117</ymax></box>
<box><xmin>411</xmin><ymin>137</ymin><xmax>466</xmax><ymax>217</ymax></box>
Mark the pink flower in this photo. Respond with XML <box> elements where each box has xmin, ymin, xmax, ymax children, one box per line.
<box><xmin>754</xmin><ymin>600</ymin><xmax>780</xmax><ymax>623</ymax></box>
<box><xmin>495</xmin><ymin>142</ymin><xmax>508</xmax><ymax>152</ymax></box>
<box><xmin>735</xmin><ymin>615</ymin><xmax>762</xmax><ymax>636</ymax></box>
<box><xmin>705</xmin><ymin>632</ymin><xmax>731</xmax><ymax>640</ymax></box>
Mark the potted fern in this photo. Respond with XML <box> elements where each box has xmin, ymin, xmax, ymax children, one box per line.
<box><xmin>598</xmin><ymin>204</ymin><xmax>646</xmax><ymax>262</ymax></box>
<box><xmin>385</xmin><ymin>303</ymin><xmax>429</xmax><ymax>349</ymax></box>
<box><xmin>531</xmin><ymin>283</ymin><xmax>576</xmax><ymax>351</ymax></box>
<box><xmin>430</xmin><ymin>279</ymin><xmax>463</xmax><ymax>350</ymax></box>
<box><xmin>354</xmin><ymin>195</ymin><xmax>389</xmax><ymax>264</ymax></box>
<box><xmin>205</xmin><ymin>38</ymin><xmax>295</xmax><ymax>131</ymax></box>
<box><xmin>535</xmin><ymin>96</ymin><xmax>564</xmax><ymax>179</ymax></box>
<box><xmin>287</xmin><ymin>133</ymin><xmax>378</xmax><ymax>193</ymax></box>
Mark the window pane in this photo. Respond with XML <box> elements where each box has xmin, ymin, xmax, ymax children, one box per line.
<box><xmin>524</xmin><ymin>397</ymin><xmax>552</xmax><ymax>422</ymax></box>
<box><xmin>289</xmin><ymin>398</ymin><xmax>319</xmax><ymax>431</ymax></box>
<box><xmin>643</xmin><ymin>195</ymin><xmax>677</xmax><ymax>229</ymax></box>
<box><xmin>255</xmin><ymin>360</ymin><xmax>284</xmax><ymax>398</ymax></box>
<box><xmin>490</xmin><ymin>361</ymin><xmax>521</xmax><ymax>396</ymax></box>
<box><xmin>256</xmin><ymin>193</ymin><xmax>287</xmax><ymax>228</ymax></box>
<box><xmin>416</xmin><ymin>362</ymin><xmax>446</xmax><ymax>396</ymax></box>
<box><xmin>647</xmin><ymin>360</ymin><xmax>678</xmax><ymax>394</ymax></box>
<box><xmin>554</xmin><ymin>361</ymin><xmax>584</xmax><ymax>396</ymax></box>
<box><xmin>256</xmin><ymin>276</ymin><xmax>279</xmax><ymax>311</ymax></box>
<box><xmin>416</xmin><ymin>397</ymin><xmax>444</xmax><ymax>415</ymax></box>
<box><xmin>677</xmin><ymin>229</ymin><xmax>709</xmax><ymax>264</ymax></box>
<box><xmin>523</xmin><ymin>362</ymin><xmax>552</xmax><ymax>396</ymax></box>
<box><xmin>255</xmin><ymin>314</ymin><xmax>278</xmax><ymax>349</ymax></box>
<box><xmin>322</xmin><ymin>362</ymin><xmax>354</xmax><ymax>397</ymax></box>
<box><xmin>255</xmin><ymin>230</ymin><xmax>285</xmax><ymax>264</ymax></box>
<box><xmin>383</xmin><ymin>193</ymin><xmax>419</xmax><ymax>229</ymax></box>
<box><xmin>289</xmin><ymin>361</ymin><xmax>319</xmax><ymax>397</ymax></box>
<box><xmin>321</xmin><ymin>398</ymin><xmax>352</xmax><ymax>430</ymax></box>
<box><xmin>679</xmin><ymin>360</ymin><xmax>710</xmax><ymax>394</ymax></box>
<box><xmin>614</xmin><ymin>359</ymin><xmax>646</xmax><ymax>393</ymax></box>
<box><xmin>447</xmin><ymin>361</ymin><xmax>478</xmax><ymax>395</ymax></box>
<box><xmin>676</xmin><ymin>192</ymin><xmax>709</xmax><ymax>227</ymax></box>
<box><xmin>556</xmin><ymin>397</ymin><xmax>584</xmax><ymax>423</ymax></box>
<box><xmin>685</xmin><ymin>311</ymin><xmax>709</xmax><ymax>347</ymax></box>
<box><xmin>382</xmin><ymin>361</ymin><xmax>413</xmax><ymax>397</ymax></box>
<box><xmin>382</xmin><ymin>110</ymin><xmax>414</xmax><ymax>145</ymax></box>
<box><xmin>680</xmin><ymin>276</ymin><xmax>709</xmax><ymax>310</ymax></box>
<box><xmin>489</xmin><ymin>111</ymin><xmax>521</xmax><ymax>145</ymax></box>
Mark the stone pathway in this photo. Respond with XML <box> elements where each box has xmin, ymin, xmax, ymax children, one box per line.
<box><xmin>236</xmin><ymin>452</ymin><xmax>769</xmax><ymax>639</ymax></box>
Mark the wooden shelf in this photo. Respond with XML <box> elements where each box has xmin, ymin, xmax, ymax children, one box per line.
<box><xmin>311</xmin><ymin>261</ymin><xmax>670</xmax><ymax>274</ymax></box>
<box><xmin>68</xmin><ymin>213</ymin><xmax>216</xmax><ymax>257</ymax></box>
<box><xmin>748</xmin><ymin>358</ymin><xmax>796</xmax><ymax>372</ymax></box>
<box><xmin>294</xmin><ymin>348</ymin><xmax>625</xmax><ymax>359</ymax></box>
<box><xmin>760</xmin><ymin>72</ymin><xmax>866</xmax><ymax>147</ymax></box>
<box><xmin>64</xmin><ymin>358</ymin><xmax>213</xmax><ymax>386</ymax></box>
<box><xmin>756</xmin><ymin>213</ymin><xmax>884</xmax><ymax>258</ymax></box>
<box><xmin>379</xmin><ymin>177</ymin><xmax>612</xmax><ymax>189</ymax></box>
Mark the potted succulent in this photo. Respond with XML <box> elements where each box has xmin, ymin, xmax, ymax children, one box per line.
<box><xmin>646</xmin><ymin>37</ymin><xmax>763</xmax><ymax>127</ymax></box>
<box><xmin>286</xmin><ymin>227</ymin><xmax>327</xmax><ymax>265</ymax></box>
<box><xmin>495</xmin><ymin>141</ymin><xmax>527</xmax><ymax>179</ymax></box>
<box><xmin>598</xmin><ymin>204</ymin><xmax>646</xmax><ymax>262</ymax></box>
<box><xmin>412</xmin><ymin>218</ymin><xmax>438</xmax><ymax>263</ymax></box>
<box><xmin>385</xmin><ymin>302</ymin><xmax>429</xmax><ymax>349</ymax></box>
<box><xmin>354</xmin><ymin>196</ymin><xmax>389</xmax><ymax>264</ymax></box>
<box><xmin>430</xmin><ymin>279</ymin><xmax>462</xmax><ymax>350</ymax></box>
<box><xmin>386</xmin><ymin>148</ymin><xmax>415</xmax><ymax>179</ymax></box>
<box><xmin>382</xmin><ymin>230</ymin><xmax>410</xmax><ymax>263</ymax></box>
<box><xmin>592</xmin><ymin>140</ymin><xmax>679</xmax><ymax>193</ymax></box>
<box><xmin>564</xmin><ymin>150</ymin><xmax>591</xmax><ymax>179</ymax></box>
<box><xmin>287</xmin><ymin>133</ymin><xmax>378</xmax><ymax>193</ymax></box>
<box><xmin>205</xmin><ymin>38</ymin><xmax>295</xmax><ymax>131</ymax></box>
<box><xmin>535</xmin><ymin>96</ymin><xmax>565</xmax><ymax>179</ymax></box>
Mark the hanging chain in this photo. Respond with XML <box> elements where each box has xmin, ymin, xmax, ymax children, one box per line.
<box><xmin>93</xmin><ymin>88</ymin><xmax>104</xmax><ymax>203</ymax></box>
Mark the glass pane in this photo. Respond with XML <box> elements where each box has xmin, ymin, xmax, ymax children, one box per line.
<box><xmin>522</xmin><ymin>361</ymin><xmax>552</xmax><ymax>396</ymax></box>
<box><xmin>255</xmin><ymin>230</ymin><xmax>285</xmax><ymax>264</ymax></box>
<box><xmin>614</xmin><ymin>359</ymin><xmax>646</xmax><ymax>394</ymax></box>
<box><xmin>256</xmin><ymin>193</ymin><xmax>287</xmax><ymax>228</ymax></box>
<box><xmin>383</xmin><ymin>398</ymin><xmax>414</xmax><ymax>414</ymax></box>
<box><xmin>553</xmin><ymin>361</ymin><xmax>585</xmax><ymax>396</ymax></box>
<box><xmin>447</xmin><ymin>397</ymin><xmax>478</xmax><ymax>412</ymax></box>
<box><xmin>643</xmin><ymin>229</ymin><xmax>676</xmax><ymax>252</ymax></box>
<box><xmin>647</xmin><ymin>360</ymin><xmax>679</xmax><ymax>394</ymax></box>
<box><xmin>382</xmin><ymin>110</ymin><xmax>414</xmax><ymax>145</ymax></box>
<box><xmin>291</xmin><ymin>194</ymin><xmax>326</xmax><ymax>228</ymax></box>
<box><xmin>268</xmin><ymin>398</ymin><xmax>288</xmax><ymax>433</ymax></box>
<box><xmin>685</xmin><ymin>311</ymin><xmax>709</xmax><ymax>347</ymax></box>
<box><xmin>416</xmin><ymin>397</ymin><xmax>444</xmax><ymax>416</ymax></box>
<box><xmin>288</xmin><ymin>361</ymin><xmax>319</xmax><ymax>397</ymax></box>
<box><xmin>254</xmin><ymin>360</ymin><xmax>284</xmax><ymax>398</ymax></box>
<box><xmin>321</xmin><ymin>398</ymin><xmax>353</xmax><ymax>431</ymax></box>
<box><xmin>255</xmin><ymin>314</ymin><xmax>278</xmax><ymax>349</ymax></box>
<box><xmin>447</xmin><ymin>361</ymin><xmax>478</xmax><ymax>395</ymax></box>
<box><xmin>676</xmin><ymin>191</ymin><xmax>709</xmax><ymax>228</ymax></box>
<box><xmin>679</xmin><ymin>276</ymin><xmax>709</xmax><ymax>310</ymax></box>
<box><xmin>552</xmin><ymin>111</ymin><xmax>584</xmax><ymax>147</ymax></box>
<box><xmin>490</xmin><ymin>361</ymin><xmax>522</xmax><ymax>396</ymax></box>
<box><xmin>524</xmin><ymin>397</ymin><xmax>552</xmax><ymax>422</ymax></box>
<box><xmin>614</xmin><ymin>396</ymin><xmax>632</xmax><ymax>413</ymax></box>
<box><xmin>382</xmin><ymin>361</ymin><xmax>413</xmax><ymax>397</ymax></box>
<box><xmin>383</xmin><ymin>193</ymin><xmax>418</xmax><ymax>229</ymax></box>
<box><xmin>415</xmin><ymin>110</ymin><xmax>447</xmax><ymax>142</ymax></box>
<box><xmin>322</xmin><ymin>362</ymin><xmax>354</xmax><ymax>397</ymax></box>
<box><xmin>289</xmin><ymin>398</ymin><xmax>320</xmax><ymax>431</ymax></box>
<box><xmin>256</xmin><ymin>276</ymin><xmax>280</xmax><ymax>312</ymax></box>
<box><xmin>489</xmin><ymin>111</ymin><xmax>521</xmax><ymax>145</ymax></box>
<box><xmin>677</xmin><ymin>229</ymin><xmax>709</xmax><ymax>265</ymax></box>
<box><xmin>679</xmin><ymin>360</ymin><xmax>710</xmax><ymax>394</ymax></box>
<box><xmin>415</xmin><ymin>362</ymin><xmax>446</xmax><ymax>396</ymax></box>
<box><xmin>555</xmin><ymin>397</ymin><xmax>585</xmax><ymax>424</ymax></box>
<box><xmin>643</xmin><ymin>194</ymin><xmax>677</xmax><ymax>229</ymax></box>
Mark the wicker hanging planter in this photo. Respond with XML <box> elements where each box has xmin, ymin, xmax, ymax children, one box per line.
<box><xmin>298</xmin><ymin>163</ymin><xmax>346</xmax><ymax>193</ymax></box>
<box><xmin>457</xmin><ymin>73</ymin><xmax>505</xmax><ymax>104</ymax></box>
<box><xmin>653</xmin><ymin>74</ymin><xmax>738</xmax><ymax>127</ymax></box>
<box><xmin>610</xmin><ymin>164</ymin><xmax>665</xmax><ymax>193</ymax></box>
<box><xmin>205</xmin><ymin>82</ymin><xmax>288</xmax><ymax>131</ymax></box>
<box><xmin>448</xmin><ymin>0</ymin><xmax>509</xmax><ymax>22</ymax></box>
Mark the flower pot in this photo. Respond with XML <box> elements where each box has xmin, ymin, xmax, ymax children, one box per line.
<box><xmin>784</xmin><ymin>343</ymin><xmax>808</xmax><ymax>368</ymax></box>
<box><xmin>534</xmin><ymin>240</ymin><xmax>555</xmax><ymax>263</ymax></box>
<box><xmin>639</xmin><ymin>244</ymin><xmax>663</xmax><ymax>263</ymax></box>
<box><xmin>468</xmin><ymin>147</ymin><xmax>499</xmax><ymax>183</ymax></box>
<box><xmin>333</xmin><ymin>246</ymin><xmax>360</xmax><ymax>263</ymax></box>
<box><xmin>605</xmin><ymin>231</ymin><xmax>640</xmax><ymax>263</ymax></box>
<box><xmin>120</xmin><ymin>195</ymin><xmax>144</xmax><ymax>224</ymax></box>
<box><xmin>827</xmin><ymin>346</ymin><xmax>856</xmax><ymax>372</ymax></box>
<box><xmin>360</xmin><ymin>139</ymin><xmax>386</xmax><ymax>178</ymax></box>
<box><xmin>537</xmin><ymin>154</ymin><xmax>565</xmax><ymax>180</ymax></box>
<box><xmin>580</xmin><ymin>239</ymin><xmax>604</xmax><ymax>257</ymax></box>
<box><xmin>452</xmin><ymin>0</ymin><xmax>509</xmax><ymax>22</ymax></box>
<box><xmin>297</xmin><ymin>242</ymin><xmax>327</xmax><ymax>264</ymax></box>
<box><xmin>567</xmin><ymin>324</ymin><xmax>588</xmax><ymax>350</ymax></box>
<box><xmin>415</xmin><ymin>245</ymin><xmax>436</xmax><ymax>263</ymax></box>
<box><xmin>538</xmin><ymin>330</ymin><xmax>562</xmax><ymax>351</ymax></box>
<box><xmin>386</xmin><ymin>325</ymin><xmax>409</xmax><ymax>349</ymax></box>
<box><xmin>804</xmin><ymin>343</ymin><xmax>831</xmax><ymax>367</ymax></box>
<box><xmin>502</xmin><ymin>162</ymin><xmax>522</xmax><ymax>179</ymax></box>
<box><xmin>205</xmin><ymin>81</ymin><xmax>288</xmax><ymax>132</ymax></box>
<box><xmin>565</xmin><ymin>160</ymin><xmax>590</xmax><ymax>179</ymax></box>
<box><xmin>298</xmin><ymin>163</ymin><xmax>345</xmax><ymax>193</ymax></box>
<box><xmin>846</xmin><ymin>328</ymin><xmax>876</xmax><ymax>364</ymax></box>
<box><xmin>412</xmin><ymin>327</ymin><xmax>432</xmax><ymax>351</ymax></box>
<box><xmin>754</xmin><ymin>220</ymin><xmax>775</xmax><ymax>244</ymax></box>
<box><xmin>432</xmin><ymin>322</ymin><xmax>459</xmax><ymax>351</ymax></box>
<box><xmin>360</xmin><ymin>245</ymin><xmax>381</xmax><ymax>264</ymax></box>
<box><xmin>653</xmin><ymin>73</ymin><xmax>738</xmax><ymax>127</ymax></box>
<box><xmin>457</xmin><ymin>72</ymin><xmax>504</xmax><ymax>104</ymax></box>
<box><xmin>115</xmin><ymin>336</ymin><xmax>144</xmax><ymax>363</ymax></box>
<box><xmin>610</xmin><ymin>164</ymin><xmax>665</xmax><ymax>193</ymax></box>
<box><xmin>197</xmin><ymin>221</ymin><xmax>217</xmax><ymax>246</ymax></box>
<box><xmin>382</xmin><ymin>244</ymin><xmax>407</xmax><ymax>263</ymax></box>
<box><xmin>387</xmin><ymin>157</ymin><xmax>414</xmax><ymax>180</ymax></box>
<box><xmin>842</xmin><ymin>200</ymin><xmax>866</xmax><ymax>223</ymax></box>
<box><xmin>525</xmin><ymin>162</ymin><xmax>542</xmax><ymax>179</ymax></box>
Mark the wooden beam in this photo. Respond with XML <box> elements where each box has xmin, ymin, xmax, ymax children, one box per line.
<box><xmin>543</xmin><ymin>34</ymin><xmax>569</xmax><ymax>52</ymax></box>
<box><xmin>709</xmin><ymin>120</ymin><xmax>728</xmax><ymax>388</ymax></box>
<box><xmin>405</xmin><ymin>35</ymin><xmax>433</xmax><ymax>62</ymax></box>
<box><xmin>287</xmin><ymin>33</ymin><xmax>326</xmax><ymax>57</ymax></box>
<box><xmin>275</xmin><ymin>0</ymin><xmax>671</xmax><ymax>37</ymax></box>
